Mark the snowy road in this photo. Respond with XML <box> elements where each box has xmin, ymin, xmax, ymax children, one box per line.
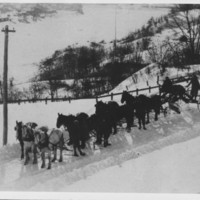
<box><xmin>64</xmin><ymin>133</ymin><xmax>200</xmax><ymax>193</ymax></box>
<box><xmin>0</xmin><ymin>103</ymin><xmax>200</xmax><ymax>193</ymax></box>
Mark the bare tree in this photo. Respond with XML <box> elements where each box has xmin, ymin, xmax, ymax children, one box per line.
<box><xmin>29</xmin><ymin>81</ymin><xmax>47</xmax><ymax>99</ymax></box>
<box><xmin>147</xmin><ymin>40</ymin><xmax>171</xmax><ymax>72</ymax></box>
<box><xmin>167</xmin><ymin>4</ymin><xmax>200</xmax><ymax>64</ymax></box>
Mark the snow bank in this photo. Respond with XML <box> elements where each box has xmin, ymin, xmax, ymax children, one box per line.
<box><xmin>0</xmin><ymin>103</ymin><xmax>200</xmax><ymax>192</ymax></box>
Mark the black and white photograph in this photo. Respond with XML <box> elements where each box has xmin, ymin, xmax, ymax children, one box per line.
<box><xmin>0</xmin><ymin>1</ymin><xmax>200</xmax><ymax>199</ymax></box>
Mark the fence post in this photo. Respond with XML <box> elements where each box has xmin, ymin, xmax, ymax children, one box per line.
<box><xmin>136</xmin><ymin>88</ymin><xmax>139</xmax><ymax>95</ymax></box>
<box><xmin>146</xmin><ymin>81</ymin><xmax>149</xmax><ymax>86</ymax></box>
<box><xmin>111</xmin><ymin>93</ymin><xmax>113</xmax><ymax>101</ymax></box>
<box><xmin>149</xmin><ymin>86</ymin><xmax>151</xmax><ymax>93</ymax></box>
<box><xmin>45</xmin><ymin>97</ymin><xmax>48</xmax><ymax>105</ymax></box>
<box><xmin>68</xmin><ymin>97</ymin><xmax>71</xmax><ymax>103</ymax></box>
<box><xmin>126</xmin><ymin>86</ymin><xmax>128</xmax><ymax>90</ymax></box>
<box><xmin>159</xmin><ymin>85</ymin><xmax>161</xmax><ymax>96</ymax></box>
<box><xmin>157</xmin><ymin>75</ymin><xmax>159</xmax><ymax>85</ymax></box>
<box><xmin>18</xmin><ymin>99</ymin><xmax>20</xmax><ymax>105</ymax></box>
<box><xmin>96</xmin><ymin>96</ymin><xmax>98</xmax><ymax>103</ymax></box>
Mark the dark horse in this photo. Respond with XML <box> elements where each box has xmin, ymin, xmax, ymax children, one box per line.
<box><xmin>95</xmin><ymin>100</ymin><xmax>133</xmax><ymax>133</ymax></box>
<box><xmin>95</xmin><ymin>101</ymin><xmax>119</xmax><ymax>134</ymax></box>
<box><xmin>15</xmin><ymin>121</ymin><xmax>37</xmax><ymax>160</ymax></box>
<box><xmin>160</xmin><ymin>84</ymin><xmax>192</xmax><ymax>103</ymax></box>
<box><xmin>56</xmin><ymin>113</ymin><xmax>88</xmax><ymax>156</ymax></box>
<box><xmin>121</xmin><ymin>91</ymin><xmax>162</xmax><ymax>130</ymax></box>
<box><xmin>15</xmin><ymin>121</ymin><xmax>38</xmax><ymax>165</ymax></box>
<box><xmin>88</xmin><ymin>111</ymin><xmax>112</xmax><ymax>147</ymax></box>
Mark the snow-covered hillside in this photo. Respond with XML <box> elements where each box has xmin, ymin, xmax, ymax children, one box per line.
<box><xmin>0</xmin><ymin>4</ymin><xmax>169</xmax><ymax>84</ymax></box>
<box><xmin>110</xmin><ymin>63</ymin><xmax>200</xmax><ymax>95</ymax></box>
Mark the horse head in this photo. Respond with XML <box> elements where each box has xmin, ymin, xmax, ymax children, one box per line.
<box><xmin>56</xmin><ymin>113</ymin><xmax>64</xmax><ymax>128</ymax></box>
<box><xmin>15</xmin><ymin>121</ymin><xmax>23</xmax><ymax>141</ymax></box>
<box><xmin>121</xmin><ymin>91</ymin><xmax>129</xmax><ymax>104</ymax></box>
<box><xmin>121</xmin><ymin>91</ymin><xmax>136</xmax><ymax>106</ymax></box>
<box><xmin>56</xmin><ymin>113</ymin><xmax>74</xmax><ymax>129</ymax></box>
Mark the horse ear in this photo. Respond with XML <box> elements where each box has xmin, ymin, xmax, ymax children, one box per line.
<box><xmin>58</xmin><ymin>113</ymin><xmax>60</xmax><ymax>116</ymax></box>
<box><xmin>16</xmin><ymin>120</ymin><xmax>18</xmax><ymax>124</ymax></box>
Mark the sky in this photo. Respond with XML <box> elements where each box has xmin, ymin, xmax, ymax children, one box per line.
<box><xmin>0</xmin><ymin>4</ymin><xmax>170</xmax><ymax>84</ymax></box>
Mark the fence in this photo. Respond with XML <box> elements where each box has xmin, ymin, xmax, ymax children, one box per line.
<box><xmin>0</xmin><ymin>73</ymin><xmax>195</xmax><ymax>105</ymax></box>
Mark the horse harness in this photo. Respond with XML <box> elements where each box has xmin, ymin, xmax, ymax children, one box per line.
<box><xmin>22</xmin><ymin>125</ymin><xmax>35</xmax><ymax>142</ymax></box>
<box><xmin>37</xmin><ymin>131</ymin><xmax>49</xmax><ymax>149</ymax></box>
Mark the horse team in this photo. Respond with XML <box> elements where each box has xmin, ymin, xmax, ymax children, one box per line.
<box><xmin>15</xmin><ymin>81</ymin><xmax>195</xmax><ymax>170</ymax></box>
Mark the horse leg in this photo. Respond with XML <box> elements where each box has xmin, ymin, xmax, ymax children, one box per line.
<box><xmin>78</xmin><ymin>142</ymin><xmax>85</xmax><ymax>156</ymax></box>
<box><xmin>47</xmin><ymin>149</ymin><xmax>51</xmax><ymax>170</ymax></box>
<box><xmin>96</xmin><ymin>130</ymin><xmax>102</xmax><ymax>145</ymax></box>
<box><xmin>32</xmin><ymin>144</ymin><xmax>38</xmax><ymax>164</ymax></box>
<box><xmin>73</xmin><ymin>143</ymin><xmax>79</xmax><ymax>157</ymax></box>
<box><xmin>154</xmin><ymin>109</ymin><xmax>158</xmax><ymax>121</ymax></box>
<box><xmin>146</xmin><ymin>111</ymin><xmax>150</xmax><ymax>124</ymax></box>
<box><xmin>74</xmin><ymin>147</ymin><xmax>78</xmax><ymax>157</ymax></box>
<box><xmin>113</xmin><ymin>122</ymin><xmax>117</xmax><ymax>135</ymax></box>
<box><xmin>52</xmin><ymin>146</ymin><xmax>57</xmax><ymax>162</ymax></box>
<box><xmin>138</xmin><ymin>117</ymin><xmax>142</xmax><ymax>130</ymax></box>
<box><xmin>131</xmin><ymin>110</ymin><xmax>134</xmax><ymax>126</ymax></box>
<box><xmin>142</xmin><ymin>115</ymin><xmax>146</xmax><ymax>130</ymax></box>
<box><xmin>59</xmin><ymin>146</ymin><xmax>63</xmax><ymax>162</ymax></box>
<box><xmin>24</xmin><ymin>147</ymin><xmax>30</xmax><ymax>165</ymax></box>
<box><xmin>80</xmin><ymin>139</ymin><xmax>86</xmax><ymax>149</ymax></box>
<box><xmin>41</xmin><ymin>150</ymin><xmax>45</xmax><ymax>168</ymax></box>
<box><xmin>20</xmin><ymin>141</ymin><xmax>24</xmax><ymax>159</ymax></box>
<box><xmin>104</xmin><ymin>131</ymin><xmax>111</xmax><ymax>147</ymax></box>
<box><xmin>126</xmin><ymin>115</ymin><xmax>131</xmax><ymax>131</ymax></box>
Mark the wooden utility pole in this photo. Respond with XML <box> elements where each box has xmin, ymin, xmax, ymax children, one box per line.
<box><xmin>2</xmin><ymin>25</ymin><xmax>15</xmax><ymax>146</ymax></box>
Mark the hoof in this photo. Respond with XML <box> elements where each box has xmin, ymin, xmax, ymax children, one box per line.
<box><xmin>80</xmin><ymin>152</ymin><xmax>86</xmax><ymax>156</ymax></box>
<box><xmin>143</xmin><ymin>127</ymin><xmax>147</xmax><ymax>130</ymax></box>
<box><xmin>24</xmin><ymin>158</ymin><xmax>29</xmax><ymax>165</ymax></box>
<box><xmin>67</xmin><ymin>141</ymin><xmax>73</xmax><ymax>146</ymax></box>
<box><xmin>113</xmin><ymin>130</ymin><xmax>117</xmax><ymax>135</ymax></box>
<box><xmin>41</xmin><ymin>164</ymin><xmax>45</xmax><ymax>168</ymax></box>
<box><xmin>132</xmin><ymin>124</ymin><xmax>137</xmax><ymax>127</ymax></box>
<box><xmin>104</xmin><ymin>143</ymin><xmax>111</xmax><ymax>147</ymax></box>
<box><xmin>58</xmin><ymin>158</ymin><xmax>63</xmax><ymax>162</ymax></box>
<box><xmin>47</xmin><ymin>166</ymin><xmax>51</xmax><ymax>170</ymax></box>
<box><xmin>126</xmin><ymin>127</ymin><xmax>131</xmax><ymax>132</ymax></box>
<box><xmin>74</xmin><ymin>154</ymin><xmax>78</xmax><ymax>157</ymax></box>
<box><xmin>51</xmin><ymin>158</ymin><xmax>56</xmax><ymax>162</ymax></box>
<box><xmin>95</xmin><ymin>141</ymin><xmax>102</xmax><ymax>145</ymax></box>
